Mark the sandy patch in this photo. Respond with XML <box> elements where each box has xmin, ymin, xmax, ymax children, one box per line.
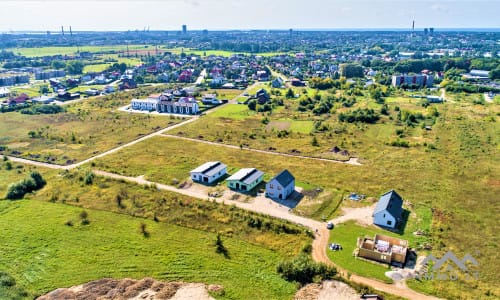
<box><xmin>295</xmin><ymin>280</ymin><xmax>359</xmax><ymax>300</ymax></box>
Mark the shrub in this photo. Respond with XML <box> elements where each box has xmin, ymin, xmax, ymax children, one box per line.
<box><xmin>5</xmin><ymin>172</ymin><xmax>46</xmax><ymax>199</ymax></box>
<box><xmin>277</xmin><ymin>253</ymin><xmax>336</xmax><ymax>284</ymax></box>
<box><xmin>215</xmin><ymin>233</ymin><xmax>229</xmax><ymax>258</ymax></box>
<box><xmin>84</xmin><ymin>171</ymin><xmax>94</xmax><ymax>185</ymax></box>
<box><xmin>79</xmin><ymin>210</ymin><xmax>90</xmax><ymax>225</ymax></box>
<box><xmin>140</xmin><ymin>222</ymin><xmax>149</xmax><ymax>237</ymax></box>
<box><xmin>29</xmin><ymin>171</ymin><xmax>46</xmax><ymax>189</ymax></box>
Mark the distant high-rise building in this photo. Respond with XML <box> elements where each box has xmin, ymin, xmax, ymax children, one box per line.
<box><xmin>289</xmin><ymin>28</ymin><xmax>293</xmax><ymax>38</ymax></box>
<box><xmin>429</xmin><ymin>27</ymin><xmax>434</xmax><ymax>35</ymax></box>
<box><xmin>182</xmin><ymin>24</ymin><xmax>187</xmax><ymax>34</ymax></box>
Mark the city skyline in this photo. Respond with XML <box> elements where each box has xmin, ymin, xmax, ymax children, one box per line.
<box><xmin>1</xmin><ymin>0</ymin><xmax>499</xmax><ymax>32</ymax></box>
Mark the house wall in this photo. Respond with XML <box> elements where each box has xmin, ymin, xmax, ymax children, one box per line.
<box><xmin>266</xmin><ymin>179</ymin><xmax>295</xmax><ymax>200</ymax></box>
<box><xmin>373</xmin><ymin>211</ymin><xmax>396</xmax><ymax>228</ymax></box>
<box><xmin>190</xmin><ymin>167</ymin><xmax>226</xmax><ymax>184</ymax></box>
<box><xmin>227</xmin><ymin>175</ymin><xmax>263</xmax><ymax>192</ymax></box>
<box><xmin>358</xmin><ymin>248</ymin><xmax>392</xmax><ymax>264</ymax></box>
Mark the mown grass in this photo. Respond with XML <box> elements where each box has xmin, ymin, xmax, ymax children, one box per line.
<box><xmin>327</xmin><ymin>222</ymin><xmax>394</xmax><ymax>283</ymax></box>
<box><xmin>0</xmin><ymin>86</ymin><xmax>182</xmax><ymax>164</ymax></box>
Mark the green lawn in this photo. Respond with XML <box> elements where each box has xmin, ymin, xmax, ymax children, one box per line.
<box><xmin>328</xmin><ymin>222</ymin><xmax>394</xmax><ymax>283</ymax></box>
<box><xmin>83</xmin><ymin>63</ymin><xmax>110</xmax><ymax>73</ymax></box>
<box><xmin>0</xmin><ymin>200</ymin><xmax>299</xmax><ymax>300</ymax></box>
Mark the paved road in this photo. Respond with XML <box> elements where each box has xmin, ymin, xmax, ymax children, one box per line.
<box><xmin>194</xmin><ymin>69</ymin><xmax>207</xmax><ymax>85</ymax></box>
<box><xmin>160</xmin><ymin>134</ymin><xmax>361</xmax><ymax>165</ymax></box>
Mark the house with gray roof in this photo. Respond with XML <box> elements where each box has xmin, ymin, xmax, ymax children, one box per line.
<box><xmin>190</xmin><ymin>161</ymin><xmax>227</xmax><ymax>184</ymax></box>
<box><xmin>266</xmin><ymin>169</ymin><xmax>295</xmax><ymax>200</ymax></box>
<box><xmin>373</xmin><ymin>190</ymin><xmax>403</xmax><ymax>229</ymax></box>
<box><xmin>226</xmin><ymin>168</ymin><xmax>264</xmax><ymax>192</ymax></box>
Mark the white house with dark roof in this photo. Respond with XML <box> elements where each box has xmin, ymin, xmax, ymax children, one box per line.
<box><xmin>226</xmin><ymin>168</ymin><xmax>264</xmax><ymax>192</ymax></box>
<box><xmin>190</xmin><ymin>161</ymin><xmax>227</xmax><ymax>184</ymax></box>
<box><xmin>266</xmin><ymin>169</ymin><xmax>295</xmax><ymax>200</ymax></box>
<box><xmin>373</xmin><ymin>190</ymin><xmax>403</xmax><ymax>229</ymax></box>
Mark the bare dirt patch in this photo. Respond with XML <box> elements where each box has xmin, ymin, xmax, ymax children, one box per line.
<box><xmin>295</xmin><ymin>280</ymin><xmax>359</xmax><ymax>300</ymax></box>
<box><xmin>37</xmin><ymin>278</ymin><xmax>217</xmax><ymax>300</ymax></box>
<box><xmin>266</xmin><ymin>120</ymin><xmax>291</xmax><ymax>131</ymax></box>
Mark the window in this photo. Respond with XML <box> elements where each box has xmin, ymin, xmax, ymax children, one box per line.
<box><xmin>277</xmin><ymin>186</ymin><xmax>281</xmax><ymax>190</ymax></box>
<box><xmin>387</xmin><ymin>220</ymin><xmax>392</xmax><ymax>225</ymax></box>
<box><xmin>383</xmin><ymin>213</ymin><xmax>386</xmax><ymax>218</ymax></box>
<box><xmin>269</xmin><ymin>184</ymin><xmax>273</xmax><ymax>189</ymax></box>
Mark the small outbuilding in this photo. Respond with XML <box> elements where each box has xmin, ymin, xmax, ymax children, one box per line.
<box><xmin>226</xmin><ymin>168</ymin><xmax>264</xmax><ymax>192</ymax></box>
<box><xmin>190</xmin><ymin>161</ymin><xmax>227</xmax><ymax>184</ymax></box>
<box><xmin>265</xmin><ymin>169</ymin><xmax>295</xmax><ymax>200</ymax></box>
<box><xmin>372</xmin><ymin>190</ymin><xmax>403</xmax><ymax>229</ymax></box>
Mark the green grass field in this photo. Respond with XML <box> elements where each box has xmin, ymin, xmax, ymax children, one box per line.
<box><xmin>0</xmin><ymin>161</ymin><xmax>311</xmax><ymax>299</ymax></box>
<box><xmin>0</xmin><ymin>200</ymin><xmax>299</xmax><ymax>299</ymax></box>
<box><xmin>0</xmin><ymin>86</ymin><xmax>181</xmax><ymax>164</ymax></box>
<box><xmin>92</xmin><ymin>91</ymin><xmax>500</xmax><ymax>299</ymax></box>
<box><xmin>82</xmin><ymin>63</ymin><xmax>110</xmax><ymax>73</ymax></box>
<box><xmin>205</xmin><ymin>104</ymin><xmax>256</xmax><ymax>120</ymax></box>
<box><xmin>8</xmin><ymin>45</ymin><xmax>153</xmax><ymax>57</ymax></box>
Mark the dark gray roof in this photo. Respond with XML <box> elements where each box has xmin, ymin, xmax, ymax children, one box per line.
<box><xmin>272</xmin><ymin>169</ymin><xmax>295</xmax><ymax>187</ymax></box>
<box><xmin>374</xmin><ymin>190</ymin><xmax>403</xmax><ymax>219</ymax></box>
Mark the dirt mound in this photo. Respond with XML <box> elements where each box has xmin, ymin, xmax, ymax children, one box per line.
<box><xmin>37</xmin><ymin>278</ymin><xmax>216</xmax><ymax>300</ymax></box>
<box><xmin>295</xmin><ymin>280</ymin><xmax>359</xmax><ymax>300</ymax></box>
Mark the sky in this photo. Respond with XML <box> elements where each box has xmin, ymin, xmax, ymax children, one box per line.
<box><xmin>0</xmin><ymin>0</ymin><xmax>499</xmax><ymax>32</ymax></box>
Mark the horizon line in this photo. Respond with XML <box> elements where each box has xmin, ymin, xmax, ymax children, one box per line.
<box><xmin>2</xmin><ymin>27</ymin><xmax>500</xmax><ymax>34</ymax></box>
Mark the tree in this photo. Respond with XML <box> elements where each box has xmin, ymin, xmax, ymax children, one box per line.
<box><xmin>339</xmin><ymin>63</ymin><xmax>364</xmax><ymax>78</ymax></box>
<box><xmin>51</xmin><ymin>60</ymin><xmax>66</xmax><ymax>69</ymax></box>
<box><xmin>215</xmin><ymin>233</ymin><xmax>229</xmax><ymax>258</ymax></box>
<box><xmin>489</xmin><ymin>68</ymin><xmax>500</xmax><ymax>80</ymax></box>
<box><xmin>79</xmin><ymin>210</ymin><xmax>90</xmax><ymax>225</ymax></box>
<box><xmin>311</xmin><ymin>136</ymin><xmax>319</xmax><ymax>147</ymax></box>
<box><xmin>29</xmin><ymin>171</ymin><xmax>46</xmax><ymax>189</ymax></box>
<box><xmin>286</xmin><ymin>88</ymin><xmax>294</xmax><ymax>98</ymax></box>
<box><xmin>66</xmin><ymin>61</ymin><xmax>84</xmax><ymax>75</ymax></box>
<box><xmin>277</xmin><ymin>253</ymin><xmax>336</xmax><ymax>284</ymax></box>
<box><xmin>247</xmin><ymin>99</ymin><xmax>257</xmax><ymax>111</ymax></box>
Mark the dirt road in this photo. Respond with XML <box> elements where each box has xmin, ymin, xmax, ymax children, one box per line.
<box><xmin>161</xmin><ymin>134</ymin><xmax>361</xmax><ymax>166</ymax></box>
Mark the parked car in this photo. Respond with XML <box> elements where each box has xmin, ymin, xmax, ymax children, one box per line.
<box><xmin>326</xmin><ymin>222</ymin><xmax>334</xmax><ymax>229</ymax></box>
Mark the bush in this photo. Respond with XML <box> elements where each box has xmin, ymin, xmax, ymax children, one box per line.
<box><xmin>277</xmin><ymin>253</ymin><xmax>336</xmax><ymax>284</ymax></box>
<box><xmin>20</xmin><ymin>105</ymin><xmax>65</xmax><ymax>115</ymax></box>
<box><xmin>339</xmin><ymin>108</ymin><xmax>380</xmax><ymax>124</ymax></box>
<box><xmin>84</xmin><ymin>171</ymin><xmax>94</xmax><ymax>185</ymax></box>
<box><xmin>5</xmin><ymin>172</ymin><xmax>46</xmax><ymax>199</ymax></box>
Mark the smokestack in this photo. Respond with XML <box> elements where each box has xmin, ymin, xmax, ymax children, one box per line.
<box><xmin>69</xmin><ymin>26</ymin><xmax>73</xmax><ymax>37</ymax></box>
<box><xmin>61</xmin><ymin>26</ymin><xmax>64</xmax><ymax>36</ymax></box>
